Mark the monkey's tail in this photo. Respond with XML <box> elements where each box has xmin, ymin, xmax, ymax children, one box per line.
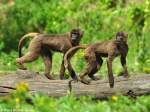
<box><xmin>18</xmin><ymin>33</ymin><xmax>40</xmax><ymax>57</ymax></box>
<box><xmin>64</xmin><ymin>45</ymin><xmax>86</xmax><ymax>69</ymax></box>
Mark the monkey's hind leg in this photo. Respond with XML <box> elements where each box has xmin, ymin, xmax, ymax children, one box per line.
<box><xmin>79</xmin><ymin>60</ymin><xmax>98</xmax><ymax>84</ymax></box>
<box><xmin>79</xmin><ymin>50</ymin><xmax>97</xmax><ymax>84</ymax></box>
<box><xmin>16</xmin><ymin>52</ymin><xmax>39</xmax><ymax>70</ymax></box>
<box><xmin>16</xmin><ymin>38</ymin><xmax>42</xmax><ymax>70</ymax></box>
<box><xmin>88</xmin><ymin>55</ymin><xmax>103</xmax><ymax>80</ymax></box>
<box><xmin>88</xmin><ymin>66</ymin><xmax>100</xmax><ymax>80</ymax></box>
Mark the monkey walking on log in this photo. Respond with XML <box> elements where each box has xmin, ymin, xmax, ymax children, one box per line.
<box><xmin>64</xmin><ymin>32</ymin><xmax>129</xmax><ymax>88</ymax></box>
<box><xmin>16</xmin><ymin>29</ymin><xmax>83</xmax><ymax>80</ymax></box>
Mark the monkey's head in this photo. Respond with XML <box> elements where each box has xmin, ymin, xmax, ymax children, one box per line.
<box><xmin>70</xmin><ymin>28</ymin><xmax>83</xmax><ymax>46</ymax></box>
<box><xmin>116</xmin><ymin>32</ymin><xmax>128</xmax><ymax>43</ymax></box>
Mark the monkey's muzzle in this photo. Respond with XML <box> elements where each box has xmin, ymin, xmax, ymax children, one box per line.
<box><xmin>71</xmin><ymin>34</ymin><xmax>77</xmax><ymax>41</ymax></box>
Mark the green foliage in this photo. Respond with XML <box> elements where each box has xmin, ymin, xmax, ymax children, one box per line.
<box><xmin>0</xmin><ymin>0</ymin><xmax>150</xmax><ymax>75</ymax></box>
<box><xmin>0</xmin><ymin>51</ymin><xmax>17</xmax><ymax>71</ymax></box>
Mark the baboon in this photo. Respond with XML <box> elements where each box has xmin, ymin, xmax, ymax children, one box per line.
<box><xmin>16</xmin><ymin>29</ymin><xmax>83</xmax><ymax>80</ymax></box>
<box><xmin>64</xmin><ymin>32</ymin><xmax>129</xmax><ymax>88</ymax></box>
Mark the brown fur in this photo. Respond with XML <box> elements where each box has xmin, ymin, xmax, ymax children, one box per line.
<box><xmin>64</xmin><ymin>32</ymin><xmax>129</xmax><ymax>88</ymax></box>
<box><xmin>16</xmin><ymin>29</ymin><xmax>83</xmax><ymax>80</ymax></box>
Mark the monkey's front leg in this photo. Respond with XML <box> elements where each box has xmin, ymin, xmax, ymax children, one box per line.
<box><xmin>107</xmin><ymin>56</ymin><xmax>114</xmax><ymax>88</ymax></box>
<box><xmin>42</xmin><ymin>55</ymin><xmax>54</xmax><ymax>80</ymax></box>
<box><xmin>120</xmin><ymin>55</ymin><xmax>129</xmax><ymax>78</ymax></box>
<box><xmin>59</xmin><ymin>58</ymin><xmax>66</xmax><ymax>80</ymax></box>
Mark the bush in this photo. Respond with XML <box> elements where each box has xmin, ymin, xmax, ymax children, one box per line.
<box><xmin>0</xmin><ymin>0</ymin><xmax>149</xmax><ymax>74</ymax></box>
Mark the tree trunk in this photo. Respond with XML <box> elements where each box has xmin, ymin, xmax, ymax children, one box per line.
<box><xmin>0</xmin><ymin>70</ymin><xmax>150</xmax><ymax>99</ymax></box>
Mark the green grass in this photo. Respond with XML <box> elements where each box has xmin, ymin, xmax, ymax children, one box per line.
<box><xmin>0</xmin><ymin>0</ymin><xmax>150</xmax><ymax>75</ymax></box>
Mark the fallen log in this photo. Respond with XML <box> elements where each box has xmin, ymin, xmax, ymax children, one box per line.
<box><xmin>0</xmin><ymin>70</ymin><xmax>150</xmax><ymax>99</ymax></box>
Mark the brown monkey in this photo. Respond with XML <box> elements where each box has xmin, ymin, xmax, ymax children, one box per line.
<box><xmin>64</xmin><ymin>32</ymin><xmax>129</xmax><ymax>88</ymax></box>
<box><xmin>16</xmin><ymin>29</ymin><xmax>83</xmax><ymax>80</ymax></box>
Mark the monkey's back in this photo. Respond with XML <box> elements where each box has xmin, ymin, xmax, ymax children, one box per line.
<box><xmin>93</xmin><ymin>40</ymin><xmax>116</xmax><ymax>53</ymax></box>
<box><xmin>41</xmin><ymin>34</ymin><xmax>72</xmax><ymax>52</ymax></box>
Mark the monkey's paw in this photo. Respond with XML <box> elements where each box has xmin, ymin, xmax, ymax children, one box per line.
<box><xmin>123</xmin><ymin>73</ymin><xmax>130</xmax><ymax>79</ymax></box>
<box><xmin>109</xmin><ymin>80</ymin><xmax>114</xmax><ymax>88</ymax></box>
<box><xmin>109</xmin><ymin>83</ymin><xmax>114</xmax><ymax>88</ymax></box>
<box><xmin>16</xmin><ymin>62</ymin><xmax>27</xmax><ymax>70</ymax></box>
<box><xmin>45</xmin><ymin>74</ymin><xmax>55</xmax><ymax>80</ymax></box>
<box><xmin>118</xmin><ymin>72</ymin><xmax>130</xmax><ymax>79</ymax></box>
<box><xmin>80</xmin><ymin>79</ymin><xmax>90</xmax><ymax>85</ymax></box>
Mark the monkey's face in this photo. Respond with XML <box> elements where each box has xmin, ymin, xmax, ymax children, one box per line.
<box><xmin>70</xmin><ymin>28</ymin><xmax>83</xmax><ymax>46</ymax></box>
<box><xmin>116</xmin><ymin>32</ymin><xmax>128</xmax><ymax>43</ymax></box>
